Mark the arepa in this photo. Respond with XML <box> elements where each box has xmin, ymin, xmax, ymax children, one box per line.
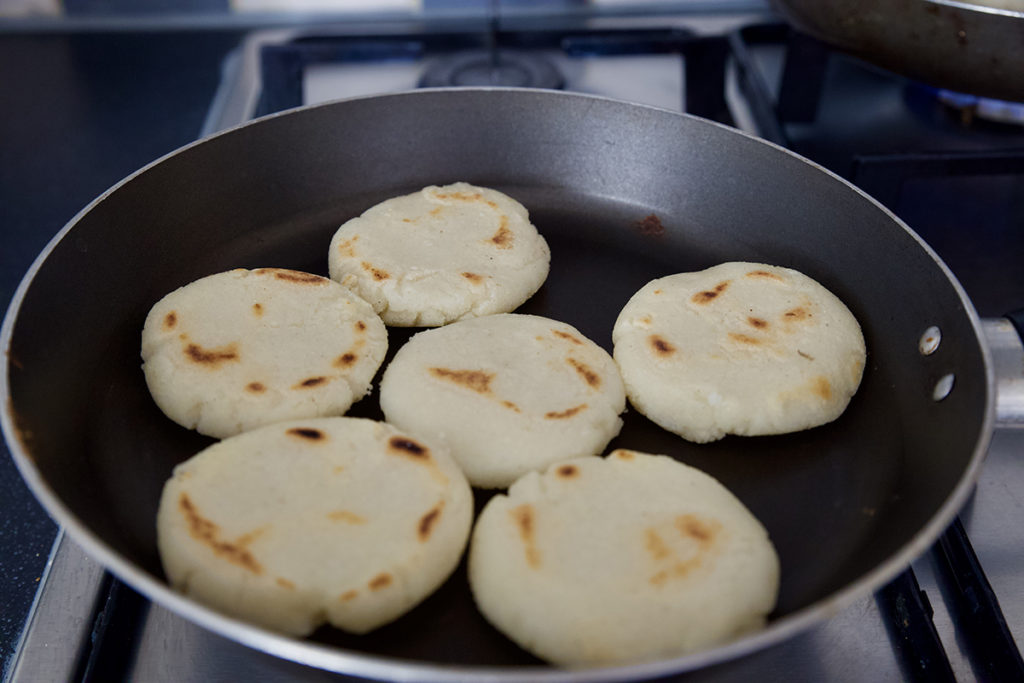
<box><xmin>612</xmin><ymin>262</ymin><xmax>865</xmax><ymax>443</ymax></box>
<box><xmin>141</xmin><ymin>268</ymin><xmax>387</xmax><ymax>438</ymax></box>
<box><xmin>468</xmin><ymin>450</ymin><xmax>780</xmax><ymax>666</ymax></box>
<box><xmin>379</xmin><ymin>313</ymin><xmax>626</xmax><ymax>488</ymax></box>
<box><xmin>156</xmin><ymin>417</ymin><xmax>473</xmax><ymax>636</ymax></box>
<box><xmin>327</xmin><ymin>182</ymin><xmax>550</xmax><ymax>326</ymax></box>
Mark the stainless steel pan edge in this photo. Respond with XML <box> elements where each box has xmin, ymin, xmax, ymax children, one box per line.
<box><xmin>0</xmin><ymin>87</ymin><xmax>996</xmax><ymax>681</ymax></box>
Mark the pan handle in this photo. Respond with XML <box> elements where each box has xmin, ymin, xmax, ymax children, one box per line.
<box><xmin>980</xmin><ymin>314</ymin><xmax>1024</xmax><ymax>429</ymax></box>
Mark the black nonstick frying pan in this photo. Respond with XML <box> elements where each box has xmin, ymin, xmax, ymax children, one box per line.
<box><xmin>1</xmin><ymin>88</ymin><xmax>993</xmax><ymax>681</ymax></box>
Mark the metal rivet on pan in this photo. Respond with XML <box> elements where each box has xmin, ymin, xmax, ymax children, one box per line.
<box><xmin>919</xmin><ymin>326</ymin><xmax>941</xmax><ymax>355</ymax></box>
<box><xmin>933</xmin><ymin>373</ymin><xmax>955</xmax><ymax>402</ymax></box>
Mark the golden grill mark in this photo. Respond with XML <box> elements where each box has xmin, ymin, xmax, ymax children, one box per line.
<box><xmin>429</xmin><ymin>367</ymin><xmax>494</xmax><ymax>394</ymax></box>
<box><xmin>388</xmin><ymin>436</ymin><xmax>430</xmax><ymax>460</ymax></box>
<box><xmin>327</xmin><ymin>510</ymin><xmax>366</xmax><ymax>524</ymax></box>
<box><xmin>418</xmin><ymin>502</ymin><xmax>444</xmax><ymax>541</ymax></box>
<box><xmin>511</xmin><ymin>504</ymin><xmax>541</xmax><ymax>569</ymax></box>
<box><xmin>545</xmin><ymin>404</ymin><xmax>587</xmax><ymax>419</ymax></box>
<box><xmin>502</xmin><ymin>400</ymin><xmax>522</xmax><ymax>412</ymax></box>
<box><xmin>556</xmin><ymin>464</ymin><xmax>579</xmax><ymax>479</ymax></box>
<box><xmin>645</xmin><ymin>528</ymin><xmax>672</xmax><ymax>561</ymax></box>
<box><xmin>293</xmin><ymin>376</ymin><xmax>329</xmax><ymax>389</ymax></box>
<box><xmin>360</xmin><ymin>262</ymin><xmax>390</xmax><ymax>281</ymax></box>
<box><xmin>552</xmin><ymin>330</ymin><xmax>584</xmax><ymax>345</ymax></box>
<box><xmin>178</xmin><ymin>493</ymin><xmax>262</xmax><ymax>574</ymax></box>
<box><xmin>813</xmin><ymin>376</ymin><xmax>833</xmax><ymax>400</ymax></box>
<box><xmin>276</xmin><ymin>577</ymin><xmax>295</xmax><ymax>590</ymax></box>
<box><xmin>746</xmin><ymin>270</ymin><xmax>782</xmax><ymax>281</ymax></box>
<box><xmin>784</xmin><ymin>307</ymin><xmax>811</xmax><ymax>321</ymax></box>
<box><xmin>691</xmin><ymin>280</ymin><xmax>731</xmax><ymax>304</ymax></box>
<box><xmin>729</xmin><ymin>333</ymin><xmax>762</xmax><ymax>345</ymax></box>
<box><xmin>336</xmin><ymin>235</ymin><xmax>359</xmax><ymax>257</ymax></box>
<box><xmin>338</xmin><ymin>590</ymin><xmax>358</xmax><ymax>602</ymax></box>
<box><xmin>676</xmin><ymin>514</ymin><xmax>718</xmax><ymax>544</ymax></box>
<box><xmin>368</xmin><ymin>573</ymin><xmax>392</xmax><ymax>591</ymax></box>
<box><xmin>334</xmin><ymin>352</ymin><xmax>358</xmax><ymax>368</ymax></box>
<box><xmin>255</xmin><ymin>268</ymin><xmax>327</xmax><ymax>284</ymax></box>
<box><xmin>614</xmin><ymin>450</ymin><xmax>635</xmax><ymax>460</ymax></box>
<box><xmin>490</xmin><ymin>220</ymin><xmax>514</xmax><ymax>249</ymax></box>
<box><xmin>566</xmin><ymin>358</ymin><xmax>601</xmax><ymax>389</ymax></box>
<box><xmin>648</xmin><ymin>335</ymin><xmax>676</xmax><ymax>357</ymax></box>
<box><xmin>185</xmin><ymin>342</ymin><xmax>239</xmax><ymax>366</ymax></box>
<box><xmin>287</xmin><ymin>427</ymin><xmax>325</xmax><ymax>441</ymax></box>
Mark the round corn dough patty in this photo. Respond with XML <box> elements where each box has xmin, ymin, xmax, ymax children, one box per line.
<box><xmin>379</xmin><ymin>314</ymin><xmax>626</xmax><ymax>488</ymax></box>
<box><xmin>157</xmin><ymin>417</ymin><xmax>473</xmax><ymax>636</ymax></box>
<box><xmin>612</xmin><ymin>262</ymin><xmax>866</xmax><ymax>443</ymax></box>
<box><xmin>468</xmin><ymin>449</ymin><xmax>780</xmax><ymax>667</ymax></box>
<box><xmin>327</xmin><ymin>182</ymin><xmax>550</xmax><ymax>327</ymax></box>
<box><xmin>141</xmin><ymin>268</ymin><xmax>388</xmax><ymax>439</ymax></box>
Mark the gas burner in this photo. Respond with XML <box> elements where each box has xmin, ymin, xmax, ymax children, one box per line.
<box><xmin>936</xmin><ymin>89</ymin><xmax>1024</xmax><ymax>126</ymax></box>
<box><xmin>419</xmin><ymin>51</ymin><xmax>563</xmax><ymax>89</ymax></box>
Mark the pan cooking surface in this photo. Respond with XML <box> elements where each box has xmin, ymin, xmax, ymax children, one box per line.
<box><xmin>83</xmin><ymin>186</ymin><xmax>901</xmax><ymax>665</ymax></box>
<box><xmin>4</xmin><ymin>90</ymin><xmax>990</xmax><ymax>673</ymax></box>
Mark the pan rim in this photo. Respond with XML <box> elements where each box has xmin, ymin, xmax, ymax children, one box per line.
<box><xmin>1</xmin><ymin>86</ymin><xmax>997</xmax><ymax>680</ymax></box>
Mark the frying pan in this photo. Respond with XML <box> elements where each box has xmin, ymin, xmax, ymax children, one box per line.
<box><xmin>1</xmin><ymin>88</ymin><xmax>993</xmax><ymax>680</ymax></box>
<box><xmin>770</xmin><ymin>0</ymin><xmax>1024</xmax><ymax>102</ymax></box>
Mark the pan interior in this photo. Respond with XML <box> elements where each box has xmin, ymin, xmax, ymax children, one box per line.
<box><xmin>4</xmin><ymin>90</ymin><xmax>989</xmax><ymax>671</ymax></box>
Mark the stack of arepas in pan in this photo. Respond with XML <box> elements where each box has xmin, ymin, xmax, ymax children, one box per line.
<box><xmin>141</xmin><ymin>182</ymin><xmax>866</xmax><ymax>667</ymax></box>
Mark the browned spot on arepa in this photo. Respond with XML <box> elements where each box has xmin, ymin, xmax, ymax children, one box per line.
<box><xmin>729</xmin><ymin>333</ymin><xmax>762</xmax><ymax>346</ymax></box>
<box><xmin>676</xmin><ymin>514</ymin><xmax>720</xmax><ymax>544</ymax></box>
<box><xmin>184</xmin><ymin>341</ymin><xmax>239</xmax><ymax>367</ymax></box>
<box><xmin>293</xmin><ymin>376</ymin><xmax>330</xmax><ymax>389</ymax></box>
<box><xmin>648</xmin><ymin>335</ymin><xmax>676</xmax><ymax>357</ymax></box>
<box><xmin>276</xmin><ymin>577</ymin><xmax>295</xmax><ymax>590</ymax></box>
<box><xmin>490</xmin><ymin>219</ymin><xmax>514</xmax><ymax>249</ymax></box>
<box><xmin>747</xmin><ymin>317</ymin><xmax>769</xmax><ymax>329</ymax></box>
<box><xmin>783</xmin><ymin>307</ymin><xmax>811</xmax><ymax>322</ymax></box>
<box><xmin>334</xmin><ymin>352</ymin><xmax>358</xmax><ymax>368</ymax></box>
<box><xmin>418</xmin><ymin>502</ymin><xmax>444</xmax><ymax>541</ymax></box>
<box><xmin>746</xmin><ymin>269</ymin><xmax>783</xmax><ymax>281</ymax></box>
<box><xmin>552</xmin><ymin>330</ymin><xmax>584</xmax><ymax>345</ymax></box>
<box><xmin>614</xmin><ymin>450</ymin><xmax>636</xmax><ymax>460</ymax></box>
<box><xmin>645</xmin><ymin>528</ymin><xmax>672</xmax><ymax>561</ymax></box>
<box><xmin>338</xmin><ymin>590</ymin><xmax>358</xmax><ymax>602</ymax></box>
<box><xmin>510</xmin><ymin>504</ymin><xmax>541</xmax><ymax>569</ymax></box>
<box><xmin>566</xmin><ymin>357</ymin><xmax>601</xmax><ymax>389</ymax></box>
<box><xmin>178</xmin><ymin>493</ymin><xmax>263</xmax><ymax>574</ymax></box>
<box><xmin>327</xmin><ymin>510</ymin><xmax>366</xmax><ymax>524</ymax></box>
<box><xmin>246</xmin><ymin>382</ymin><xmax>266</xmax><ymax>394</ymax></box>
<box><xmin>647</xmin><ymin>515</ymin><xmax>722</xmax><ymax>586</ymax></box>
<box><xmin>556</xmin><ymin>464</ymin><xmax>579</xmax><ymax>478</ymax></box>
<box><xmin>360</xmin><ymin>262</ymin><xmax>390</xmax><ymax>281</ymax></box>
<box><xmin>354</xmin><ymin>320</ymin><xmax>367</xmax><ymax>333</ymax></box>
<box><xmin>691</xmin><ymin>280</ymin><xmax>730</xmax><ymax>304</ymax></box>
<box><xmin>252</xmin><ymin>303</ymin><xmax>264</xmax><ymax>317</ymax></box>
<box><xmin>388</xmin><ymin>436</ymin><xmax>430</xmax><ymax>460</ymax></box>
<box><xmin>429</xmin><ymin>367</ymin><xmax>494</xmax><ymax>394</ymax></box>
<box><xmin>502</xmin><ymin>400</ymin><xmax>522</xmax><ymax>412</ymax></box>
<box><xmin>812</xmin><ymin>376</ymin><xmax>833</xmax><ymax>400</ymax></box>
<box><xmin>461</xmin><ymin>272</ymin><xmax>484</xmax><ymax>283</ymax></box>
<box><xmin>163</xmin><ymin>311</ymin><xmax>177</xmax><ymax>330</ymax></box>
<box><xmin>336</xmin><ymin>235</ymin><xmax>359</xmax><ymax>257</ymax></box>
<box><xmin>368</xmin><ymin>573</ymin><xmax>393</xmax><ymax>591</ymax></box>
<box><xmin>545</xmin><ymin>404</ymin><xmax>588</xmax><ymax>419</ymax></box>
<box><xmin>286</xmin><ymin>427</ymin><xmax>325</xmax><ymax>441</ymax></box>
<box><xmin>255</xmin><ymin>268</ymin><xmax>328</xmax><ymax>285</ymax></box>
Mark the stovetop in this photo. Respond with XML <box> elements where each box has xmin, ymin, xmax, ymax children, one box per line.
<box><xmin>2</xmin><ymin>6</ymin><xmax>1024</xmax><ymax>682</ymax></box>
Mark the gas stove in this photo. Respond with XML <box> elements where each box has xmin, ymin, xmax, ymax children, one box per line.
<box><xmin>4</xmin><ymin>5</ymin><xmax>1024</xmax><ymax>682</ymax></box>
